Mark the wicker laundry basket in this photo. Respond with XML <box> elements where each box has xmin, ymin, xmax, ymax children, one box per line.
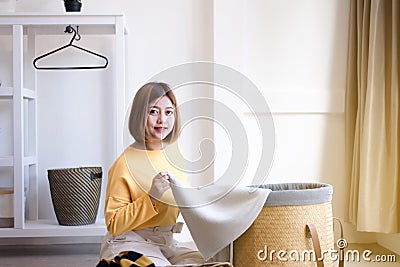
<box><xmin>48</xmin><ymin>167</ymin><xmax>102</xmax><ymax>226</ymax></box>
<box><xmin>233</xmin><ymin>183</ymin><xmax>334</xmax><ymax>267</ymax></box>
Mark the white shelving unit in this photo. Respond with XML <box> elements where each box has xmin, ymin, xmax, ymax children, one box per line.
<box><xmin>0</xmin><ymin>13</ymin><xmax>125</xmax><ymax>237</ymax></box>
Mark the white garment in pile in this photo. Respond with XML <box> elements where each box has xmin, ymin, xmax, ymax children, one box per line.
<box><xmin>169</xmin><ymin>175</ymin><xmax>271</xmax><ymax>260</ymax></box>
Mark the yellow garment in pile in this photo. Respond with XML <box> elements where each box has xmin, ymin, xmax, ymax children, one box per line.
<box><xmin>104</xmin><ymin>145</ymin><xmax>187</xmax><ymax>236</ymax></box>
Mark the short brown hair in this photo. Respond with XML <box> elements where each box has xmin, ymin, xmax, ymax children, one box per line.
<box><xmin>128</xmin><ymin>82</ymin><xmax>180</xmax><ymax>144</ymax></box>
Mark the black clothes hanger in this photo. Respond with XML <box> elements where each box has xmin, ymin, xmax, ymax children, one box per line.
<box><xmin>33</xmin><ymin>25</ymin><xmax>109</xmax><ymax>70</ymax></box>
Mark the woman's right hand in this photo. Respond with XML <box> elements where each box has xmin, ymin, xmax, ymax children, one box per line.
<box><xmin>148</xmin><ymin>172</ymin><xmax>170</xmax><ymax>204</ymax></box>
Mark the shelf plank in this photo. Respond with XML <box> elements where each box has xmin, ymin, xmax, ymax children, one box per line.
<box><xmin>0</xmin><ymin>87</ymin><xmax>13</xmax><ymax>97</ymax></box>
<box><xmin>0</xmin><ymin>157</ymin><xmax>13</xmax><ymax>167</ymax></box>
<box><xmin>0</xmin><ymin>156</ymin><xmax>35</xmax><ymax>167</ymax></box>
<box><xmin>0</xmin><ymin>14</ymin><xmax>124</xmax><ymax>27</ymax></box>
<box><xmin>0</xmin><ymin>87</ymin><xmax>36</xmax><ymax>99</ymax></box>
<box><xmin>23</xmin><ymin>156</ymin><xmax>37</xmax><ymax>166</ymax></box>
<box><xmin>0</xmin><ymin>220</ymin><xmax>107</xmax><ymax>238</ymax></box>
<box><xmin>22</xmin><ymin>88</ymin><xmax>36</xmax><ymax>99</ymax></box>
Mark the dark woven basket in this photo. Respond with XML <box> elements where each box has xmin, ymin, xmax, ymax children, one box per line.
<box><xmin>48</xmin><ymin>167</ymin><xmax>102</xmax><ymax>226</ymax></box>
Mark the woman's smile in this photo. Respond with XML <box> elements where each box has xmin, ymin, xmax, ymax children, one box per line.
<box><xmin>154</xmin><ymin>126</ymin><xmax>168</xmax><ymax>133</ymax></box>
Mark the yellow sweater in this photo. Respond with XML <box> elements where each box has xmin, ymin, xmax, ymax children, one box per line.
<box><xmin>104</xmin><ymin>145</ymin><xmax>187</xmax><ymax>236</ymax></box>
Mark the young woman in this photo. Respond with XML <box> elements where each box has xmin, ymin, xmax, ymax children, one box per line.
<box><xmin>99</xmin><ymin>82</ymin><xmax>206</xmax><ymax>266</ymax></box>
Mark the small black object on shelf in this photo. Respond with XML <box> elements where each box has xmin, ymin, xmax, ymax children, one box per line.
<box><xmin>64</xmin><ymin>0</ymin><xmax>82</xmax><ymax>12</ymax></box>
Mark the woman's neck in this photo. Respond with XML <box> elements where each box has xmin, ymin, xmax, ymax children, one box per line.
<box><xmin>131</xmin><ymin>141</ymin><xmax>165</xmax><ymax>151</ymax></box>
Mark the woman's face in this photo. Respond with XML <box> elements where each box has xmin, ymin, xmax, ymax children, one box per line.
<box><xmin>145</xmin><ymin>95</ymin><xmax>175</xmax><ymax>143</ymax></box>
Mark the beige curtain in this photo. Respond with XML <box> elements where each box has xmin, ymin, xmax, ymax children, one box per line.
<box><xmin>346</xmin><ymin>0</ymin><xmax>399</xmax><ymax>233</ymax></box>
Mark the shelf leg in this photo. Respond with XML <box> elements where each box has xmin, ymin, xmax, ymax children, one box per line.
<box><xmin>13</xmin><ymin>24</ymin><xmax>25</xmax><ymax>229</ymax></box>
<box><xmin>26</xmin><ymin>27</ymin><xmax>39</xmax><ymax>221</ymax></box>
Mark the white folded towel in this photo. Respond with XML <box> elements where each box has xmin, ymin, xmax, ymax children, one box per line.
<box><xmin>169</xmin><ymin>174</ymin><xmax>271</xmax><ymax>260</ymax></box>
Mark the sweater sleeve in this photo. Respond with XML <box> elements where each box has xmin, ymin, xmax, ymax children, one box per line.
<box><xmin>104</xmin><ymin>162</ymin><xmax>158</xmax><ymax>236</ymax></box>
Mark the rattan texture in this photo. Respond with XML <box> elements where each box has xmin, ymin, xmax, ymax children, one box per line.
<box><xmin>48</xmin><ymin>167</ymin><xmax>102</xmax><ymax>226</ymax></box>
<box><xmin>233</xmin><ymin>201</ymin><xmax>334</xmax><ymax>267</ymax></box>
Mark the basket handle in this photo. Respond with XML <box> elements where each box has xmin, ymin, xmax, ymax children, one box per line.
<box><xmin>90</xmin><ymin>171</ymin><xmax>102</xmax><ymax>181</ymax></box>
<box><xmin>333</xmin><ymin>217</ymin><xmax>345</xmax><ymax>267</ymax></box>
<box><xmin>306</xmin><ymin>224</ymin><xmax>324</xmax><ymax>267</ymax></box>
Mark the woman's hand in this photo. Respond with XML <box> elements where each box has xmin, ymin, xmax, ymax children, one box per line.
<box><xmin>148</xmin><ymin>172</ymin><xmax>170</xmax><ymax>204</ymax></box>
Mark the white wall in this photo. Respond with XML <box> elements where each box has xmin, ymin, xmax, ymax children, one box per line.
<box><xmin>213</xmin><ymin>0</ymin><xmax>378</xmax><ymax>245</ymax></box>
<box><xmin>1</xmin><ymin>0</ymin><xmax>398</xmax><ymax>250</ymax></box>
